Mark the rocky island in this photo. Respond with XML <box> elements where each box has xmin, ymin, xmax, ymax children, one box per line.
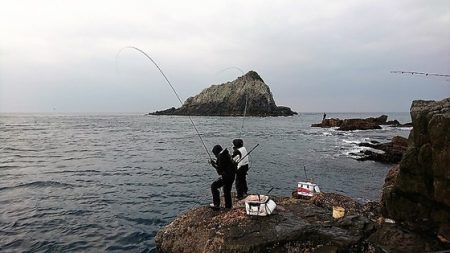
<box><xmin>149</xmin><ymin>71</ymin><xmax>297</xmax><ymax>116</ymax></box>
<box><xmin>155</xmin><ymin>98</ymin><xmax>450</xmax><ymax>253</ymax></box>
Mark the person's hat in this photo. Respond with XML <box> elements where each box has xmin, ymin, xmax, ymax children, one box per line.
<box><xmin>212</xmin><ymin>145</ymin><xmax>223</xmax><ymax>156</ymax></box>
<box><xmin>232</xmin><ymin>139</ymin><xmax>243</xmax><ymax>148</ymax></box>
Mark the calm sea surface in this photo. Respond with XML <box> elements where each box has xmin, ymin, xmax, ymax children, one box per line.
<box><xmin>0</xmin><ymin>112</ymin><xmax>411</xmax><ymax>252</ymax></box>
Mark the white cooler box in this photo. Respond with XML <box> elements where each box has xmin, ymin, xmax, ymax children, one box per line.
<box><xmin>245</xmin><ymin>195</ymin><xmax>277</xmax><ymax>216</ymax></box>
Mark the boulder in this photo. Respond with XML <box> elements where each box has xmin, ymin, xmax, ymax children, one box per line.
<box><xmin>149</xmin><ymin>71</ymin><xmax>297</xmax><ymax>117</ymax></box>
<box><xmin>384</xmin><ymin>120</ymin><xmax>413</xmax><ymax>128</ymax></box>
<box><xmin>381</xmin><ymin>97</ymin><xmax>450</xmax><ymax>240</ymax></box>
<box><xmin>337</xmin><ymin>116</ymin><xmax>387</xmax><ymax>131</ymax></box>
<box><xmin>356</xmin><ymin>136</ymin><xmax>409</xmax><ymax>163</ymax></box>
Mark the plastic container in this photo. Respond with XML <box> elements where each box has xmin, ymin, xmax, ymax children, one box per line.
<box><xmin>297</xmin><ymin>182</ymin><xmax>321</xmax><ymax>198</ymax></box>
<box><xmin>332</xmin><ymin>206</ymin><xmax>345</xmax><ymax>219</ymax></box>
<box><xmin>245</xmin><ymin>195</ymin><xmax>277</xmax><ymax>216</ymax></box>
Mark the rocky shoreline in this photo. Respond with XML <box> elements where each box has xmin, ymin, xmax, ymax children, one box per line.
<box><xmin>155</xmin><ymin>192</ymin><xmax>447</xmax><ymax>253</ymax></box>
<box><xmin>155</xmin><ymin>98</ymin><xmax>450</xmax><ymax>253</ymax></box>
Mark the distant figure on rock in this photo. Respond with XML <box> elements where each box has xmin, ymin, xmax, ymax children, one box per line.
<box><xmin>209</xmin><ymin>145</ymin><xmax>236</xmax><ymax>210</ymax></box>
<box><xmin>323</xmin><ymin>113</ymin><xmax>327</xmax><ymax>120</ymax></box>
<box><xmin>232</xmin><ymin>139</ymin><xmax>249</xmax><ymax>200</ymax></box>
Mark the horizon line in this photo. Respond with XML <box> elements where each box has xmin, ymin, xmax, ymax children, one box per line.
<box><xmin>0</xmin><ymin>111</ymin><xmax>410</xmax><ymax>114</ymax></box>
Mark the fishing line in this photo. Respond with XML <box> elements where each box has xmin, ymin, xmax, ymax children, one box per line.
<box><xmin>215</xmin><ymin>66</ymin><xmax>245</xmax><ymax>77</ymax></box>
<box><xmin>238</xmin><ymin>94</ymin><xmax>251</xmax><ymax>168</ymax></box>
<box><xmin>239</xmin><ymin>94</ymin><xmax>248</xmax><ymax>139</ymax></box>
<box><xmin>116</xmin><ymin>46</ymin><xmax>212</xmax><ymax>161</ymax></box>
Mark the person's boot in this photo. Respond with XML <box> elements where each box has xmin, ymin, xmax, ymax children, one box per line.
<box><xmin>209</xmin><ymin>203</ymin><xmax>220</xmax><ymax>210</ymax></box>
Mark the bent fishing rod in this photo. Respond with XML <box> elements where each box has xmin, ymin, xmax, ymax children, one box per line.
<box><xmin>117</xmin><ymin>46</ymin><xmax>213</xmax><ymax>161</ymax></box>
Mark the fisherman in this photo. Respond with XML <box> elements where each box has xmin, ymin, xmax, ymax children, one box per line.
<box><xmin>209</xmin><ymin>145</ymin><xmax>236</xmax><ymax>210</ymax></box>
<box><xmin>232</xmin><ymin>139</ymin><xmax>249</xmax><ymax>200</ymax></box>
<box><xmin>323</xmin><ymin>113</ymin><xmax>327</xmax><ymax>120</ymax></box>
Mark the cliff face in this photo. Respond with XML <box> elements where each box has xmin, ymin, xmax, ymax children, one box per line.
<box><xmin>382</xmin><ymin>97</ymin><xmax>450</xmax><ymax>237</ymax></box>
<box><xmin>150</xmin><ymin>71</ymin><xmax>297</xmax><ymax>116</ymax></box>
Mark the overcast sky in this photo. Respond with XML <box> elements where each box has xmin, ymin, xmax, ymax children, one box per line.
<box><xmin>0</xmin><ymin>0</ymin><xmax>449</xmax><ymax>113</ymax></box>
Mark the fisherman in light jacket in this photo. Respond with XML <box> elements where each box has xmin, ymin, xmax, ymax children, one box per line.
<box><xmin>232</xmin><ymin>139</ymin><xmax>249</xmax><ymax>200</ymax></box>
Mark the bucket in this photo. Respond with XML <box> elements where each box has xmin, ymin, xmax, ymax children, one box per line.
<box><xmin>332</xmin><ymin>206</ymin><xmax>345</xmax><ymax>219</ymax></box>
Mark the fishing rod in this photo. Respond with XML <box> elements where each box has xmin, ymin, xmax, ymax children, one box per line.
<box><xmin>257</xmin><ymin>186</ymin><xmax>274</xmax><ymax>202</ymax></box>
<box><xmin>236</xmin><ymin>143</ymin><xmax>259</xmax><ymax>164</ymax></box>
<box><xmin>390</xmin><ymin>70</ymin><xmax>450</xmax><ymax>78</ymax></box>
<box><xmin>117</xmin><ymin>46</ymin><xmax>213</xmax><ymax>161</ymax></box>
<box><xmin>303</xmin><ymin>165</ymin><xmax>308</xmax><ymax>180</ymax></box>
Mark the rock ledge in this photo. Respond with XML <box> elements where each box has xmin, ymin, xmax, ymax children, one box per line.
<box><xmin>155</xmin><ymin>193</ymin><xmax>446</xmax><ymax>253</ymax></box>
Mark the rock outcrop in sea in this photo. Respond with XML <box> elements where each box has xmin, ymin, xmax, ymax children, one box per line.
<box><xmin>311</xmin><ymin>115</ymin><xmax>411</xmax><ymax>131</ymax></box>
<box><xmin>382</xmin><ymin>97</ymin><xmax>450</xmax><ymax>243</ymax></box>
<box><xmin>350</xmin><ymin>136</ymin><xmax>409</xmax><ymax>163</ymax></box>
<box><xmin>149</xmin><ymin>71</ymin><xmax>297</xmax><ymax>116</ymax></box>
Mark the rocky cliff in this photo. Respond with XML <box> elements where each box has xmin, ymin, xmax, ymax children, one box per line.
<box><xmin>382</xmin><ymin>97</ymin><xmax>450</xmax><ymax>242</ymax></box>
<box><xmin>149</xmin><ymin>71</ymin><xmax>297</xmax><ymax>116</ymax></box>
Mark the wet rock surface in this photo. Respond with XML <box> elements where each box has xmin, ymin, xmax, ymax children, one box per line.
<box><xmin>155</xmin><ymin>193</ymin><xmax>447</xmax><ymax>253</ymax></box>
<box><xmin>149</xmin><ymin>71</ymin><xmax>297</xmax><ymax>117</ymax></box>
<box><xmin>352</xmin><ymin>136</ymin><xmax>409</xmax><ymax>163</ymax></box>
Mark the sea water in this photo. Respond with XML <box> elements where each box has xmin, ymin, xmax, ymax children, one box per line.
<box><xmin>0</xmin><ymin>112</ymin><xmax>411</xmax><ymax>252</ymax></box>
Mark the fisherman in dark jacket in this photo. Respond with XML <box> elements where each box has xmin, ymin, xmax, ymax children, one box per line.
<box><xmin>209</xmin><ymin>145</ymin><xmax>236</xmax><ymax>210</ymax></box>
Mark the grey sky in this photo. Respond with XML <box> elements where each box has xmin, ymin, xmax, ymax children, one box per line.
<box><xmin>0</xmin><ymin>0</ymin><xmax>449</xmax><ymax>113</ymax></box>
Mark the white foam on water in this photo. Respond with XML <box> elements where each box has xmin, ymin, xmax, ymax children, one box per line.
<box><xmin>344</xmin><ymin>146</ymin><xmax>366</xmax><ymax>158</ymax></box>
<box><xmin>342</xmin><ymin>137</ymin><xmax>372</xmax><ymax>145</ymax></box>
